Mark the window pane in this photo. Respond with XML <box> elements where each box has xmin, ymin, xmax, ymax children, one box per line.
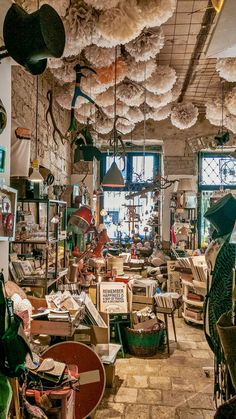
<box><xmin>201</xmin><ymin>156</ymin><xmax>236</xmax><ymax>186</ymax></box>
<box><xmin>102</xmin><ymin>191</ymin><xmax>155</xmax><ymax>239</ymax></box>
<box><xmin>132</xmin><ymin>155</ymin><xmax>154</xmax><ymax>182</ymax></box>
<box><xmin>106</xmin><ymin>156</ymin><xmax>127</xmax><ymax>181</ymax></box>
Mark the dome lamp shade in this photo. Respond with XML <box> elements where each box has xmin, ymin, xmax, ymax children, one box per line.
<box><xmin>102</xmin><ymin>161</ymin><xmax>124</xmax><ymax>188</ymax></box>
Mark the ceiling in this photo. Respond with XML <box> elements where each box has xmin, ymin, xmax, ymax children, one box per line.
<box><xmin>8</xmin><ymin>0</ymin><xmax>236</xmax><ymax>137</ymax></box>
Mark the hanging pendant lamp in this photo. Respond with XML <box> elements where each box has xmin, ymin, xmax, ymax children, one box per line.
<box><xmin>102</xmin><ymin>161</ymin><xmax>124</xmax><ymax>187</ymax></box>
<box><xmin>29</xmin><ymin>159</ymin><xmax>44</xmax><ymax>183</ymax></box>
<box><xmin>101</xmin><ymin>45</ymin><xmax>124</xmax><ymax>188</ymax></box>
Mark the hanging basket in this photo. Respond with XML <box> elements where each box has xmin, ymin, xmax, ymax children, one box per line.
<box><xmin>125</xmin><ymin>323</ymin><xmax>165</xmax><ymax>357</ymax></box>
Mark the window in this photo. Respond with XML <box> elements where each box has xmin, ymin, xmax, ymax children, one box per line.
<box><xmin>198</xmin><ymin>152</ymin><xmax>236</xmax><ymax>246</ymax></box>
<box><xmin>100</xmin><ymin>152</ymin><xmax>160</xmax><ymax>239</ymax></box>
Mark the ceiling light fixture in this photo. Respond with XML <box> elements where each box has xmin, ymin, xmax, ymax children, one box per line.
<box><xmin>102</xmin><ymin>46</ymin><xmax>125</xmax><ymax>188</ymax></box>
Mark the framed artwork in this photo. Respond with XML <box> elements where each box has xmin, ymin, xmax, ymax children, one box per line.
<box><xmin>0</xmin><ymin>185</ymin><xmax>17</xmax><ymax>241</ymax></box>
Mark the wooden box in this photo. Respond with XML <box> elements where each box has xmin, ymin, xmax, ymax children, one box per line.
<box><xmin>132</xmin><ymin>295</ymin><xmax>154</xmax><ymax>311</ymax></box>
<box><xmin>29</xmin><ymin>297</ymin><xmax>77</xmax><ymax>337</ymax></box>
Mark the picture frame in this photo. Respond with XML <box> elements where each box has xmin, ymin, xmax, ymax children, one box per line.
<box><xmin>0</xmin><ymin>185</ymin><xmax>17</xmax><ymax>241</ymax></box>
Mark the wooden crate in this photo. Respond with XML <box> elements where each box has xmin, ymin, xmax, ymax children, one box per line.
<box><xmin>132</xmin><ymin>295</ymin><xmax>154</xmax><ymax>311</ymax></box>
<box><xmin>29</xmin><ymin>296</ymin><xmax>77</xmax><ymax>337</ymax></box>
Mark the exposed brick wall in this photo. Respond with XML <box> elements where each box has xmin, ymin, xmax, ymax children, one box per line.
<box><xmin>164</xmin><ymin>155</ymin><xmax>197</xmax><ymax>176</ymax></box>
<box><xmin>11</xmin><ymin>67</ymin><xmax>72</xmax><ymax>184</ymax></box>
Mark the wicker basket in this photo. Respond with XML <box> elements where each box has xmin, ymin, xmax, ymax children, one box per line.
<box><xmin>125</xmin><ymin>326</ymin><xmax>165</xmax><ymax>357</ymax></box>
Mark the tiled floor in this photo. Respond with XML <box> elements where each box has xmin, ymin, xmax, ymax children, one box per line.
<box><xmin>93</xmin><ymin>316</ymin><xmax>216</xmax><ymax>419</ymax></box>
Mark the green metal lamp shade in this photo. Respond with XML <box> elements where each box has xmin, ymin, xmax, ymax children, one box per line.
<box><xmin>102</xmin><ymin>161</ymin><xmax>124</xmax><ymax>187</ymax></box>
<box><xmin>204</xmin><ymin>193</ymin><xmax>236</xmax><ymax>236</ymax></box>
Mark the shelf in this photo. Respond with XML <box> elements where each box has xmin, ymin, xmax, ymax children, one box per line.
<box><xmin>183</xmin><ymin>296</ymin><xmax>204</xmax><ymax>308</ymax></box>
<box><xmin>182</xmin><ymin>313</ymin><xmax>203</xmax><ymax>325</ymax></box>
<box><xmin>182</xmin><ymin>279</ymin><xmax>194</xmax><ymax>287</ymax></box>
<box><xmin>18</xmin><ymin>198</ymin><xmax>67</xmax><ymax>205</ymax></box>
<box><xmin>12</xmin><ymin>236</ymin><xmax>67</xmax><ymax>245</ymax></box>
<box><xmin>19</xmin><ymin>268</ymin><xmax>68</xmax><ymax>288</ymax></box>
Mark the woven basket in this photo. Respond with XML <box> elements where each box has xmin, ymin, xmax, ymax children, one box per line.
<box><xmin>125</xmin><ymin>326</ymin><xmax>165</xmax><ymax>357</ymax></box>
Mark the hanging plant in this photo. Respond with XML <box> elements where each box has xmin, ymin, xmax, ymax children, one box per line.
<box><xmin>97</xmin><ymin>0</ymin><xmax>143</xmax><ymax>46</ymax></box>
<box><xmin>95</xmin><ymin>58</ymin><xmax>128</xmax><ymax>85</ymax></box>
<box><xmin>63</xmin><ymin>1</ymin><xmax>99</xmax><ymax>57</ymax></box>
<box><xmin>95</xmin><ymin>87</ymin><xmax>115</xmax><ymax>107</ymax></box>
<box><xmin>127</xmin><ymin>107</ymin><xmax>144</xmax><ymax>123</ymax></box>
<box><xmin>16</xmin><ymin>0</ymin><xmax>69</xmax><ymax>16</ymax></box>
<box><xmin>216</xmin><ymin>58</ymin><xmax>236</xmax><ymax>82</ymax></box>
<box><xmin>171</xmin><ymin>103</ymin><xmax>198</xmax><ymax>129</ymax></box>
<box><xmin>125</xmin><ymin>27</ymin><xmax>164</xmax><ymax>62</ymax></box>
<box><xmin>84</xmin><ymin>45</ymin><xmax>119</xmax><ymax>68</ymax></box>
<box><xmin>145</xmin><ymin>65</ymin><xmax>176</xmax><ymax>95</ymax></box>
<box><xmin>103</xmin><ymin>101</ymin><xmax>130</xmax><ymax>118</ymax></box>
<box><xmin>145</xmin><ymin>90</ymin><xmax>172</xmax><ymax>108</ymax></box>
<box><xmin>84</xmin><ymin>0</ymin><xmax>120</xmax><ymax>10</ymax></box>
<box><xmin>206</xmin><ymin>98</ymin><xmax>227</xmax><ymax>124</ymax></box>
<box><xmin>116</xmin><ymin>79</ymin><xmax>144</xmax><ymax>105</ymax></box>
<box><xmin>148</xmin><ymin>104</ymin><xmax>171</xmax><ymax>121</ymax></box>
<box><xmin>95</xmin><ymin>111</ymin><xmax>113</xmax><ymax>134</ymax></box>
<box><xmin>127</xmin><ymin>58</ymin><xmax>156</xmax><ymax>82</ymax></box>
<box><xmin>226</xmin><ymin>87</ymin><xmax>236</xmax><ymax>116</ymax></box>
<box><xmin>138</xmin><ymin>0</ymin><xmax>176</xmax><ymax>27</ymax></box>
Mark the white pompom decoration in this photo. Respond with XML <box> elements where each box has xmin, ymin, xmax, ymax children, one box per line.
<box><xmin>127</xmin><ymin>107</ymin><xmax>144</xmax><ymax>123</ymax></box>
<box><xmin>84</xmin><ymin>0</ymin><xmax>120</xmax><ymax>10</ymax></box>
<box><xmin>226</xmin><ymin>87</ymin><xmax>236</xmax><ymax>116</ymax></box>
<box><xmin>216</xmin><ymin>58</ymin><xmax>236</xmax><ymax>82</ymax></box>
<box><xmin>63</xmin><ymin>1</ymin><xmax>99</xmax><ymax>57</ymax></box>
<box><xmin>103</xmin><ymin>101</ymin><xmax>129</xmax><ymax>118</ymax></box>
<box><xmin>55</xmin><ymin>84</ymin><xmax>89</xmax><ymax>109</ymax></box>
<box><xmin>48</xmin><ymin>58</ymin><xmax>64</xmax><ymax>69</ymax></box>
<box><xmin>127</xmin><ymin>58</ymin><xmax>156</xmax><ymax>82</ymax></box>
<box><xmin>81</xmin><ymin>73</ymin><xmax>109</xmax><ymax>94</ymax></box>
<box><xmin>95</xmin><ymin>112</ymin><xmax>113</xmax><ymax>134</ymax></box>
<box><xmin>206</xmin><ymin>98</ymin><xmax>227</xmax><ymax>123</ymax></box>
<box><xmin>125</xmin><ymin>27</ymin><xmax>164</xmax><ymax>62</ymax></box>
<box><xmin>17</xmin><ymin>0</ymin><xmax>69</xmax><ymax>16</ymax></box>
<box><xmin>84</xmin><ymin>45</ymin><xmax>118</xmax><ymax>67</ymax></box>
<box><xmin>148</xmin><ymin>104</ymin><xmax>171</xmax><ymax>121</ymax></box>
<box><xmin>171</xmin><ymin>103</ymin><xmax>198</xmax><ymax>129</ymax></box>
<box><xmin>116</xmin><ymin>79</ymin><xmax>144</xmax><ymax>104</ymax></box>
<box><xmin>51</xmin><ymin>59</ymin><xmax>80</xmax><ymax>84</ymax></box>
<box><xmin>171</xmin><ymin>80</ymin><xmax>182</xmax><ymax>101</ymax></box>
<box><xmin>138</xmin><ymin>0</ymin><xmax>176</xmax><ymax>27</ymax></box>
<box><xmin>116</xmin><ymin>121</ymin><xmax>135</xmax><ymax>134</ymax></box>
<box><xmin>145</xmin><ymin>65</ymin><xmax>176</xmax><ymax>95</ymax></box>
<box><xmin>225</xmin><ymin>114</ymin><xmax>236</xmax><ymax>133</ymax></box>
<box><xmin>96</xmin><ymin>87</ymin><xmax>114</xmax><ymax>107</ymax></box>
<box><xmin>97</xmin><ymin>0</ymin><xmax>142</xmax><ymax>45</ymax></box>
<box><xmin>145</xmin><ymin>90</ymin><xmax>172</xmax><ymax>109</ymax></box>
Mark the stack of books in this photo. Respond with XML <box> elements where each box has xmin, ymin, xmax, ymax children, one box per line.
<box><xmin>154</xmin><ymin>292</ymin><xmax>180</xmax><ymax>309</ymax></box>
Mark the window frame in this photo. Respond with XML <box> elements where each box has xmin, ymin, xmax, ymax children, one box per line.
<box><xmin>198</xmin><ymin>151</ymin><xmax>236</xmax><ymax>246</ymax></box>
<box><xmin>100</xmin><ymin>151</ymin><xmax>160</xmax><ymax>192</ymax></box>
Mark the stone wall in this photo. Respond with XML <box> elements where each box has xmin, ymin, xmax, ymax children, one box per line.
<box><xmin>11</xmin><ymin>66</ymin><xmax>72</xmax><ymax>184</ymax></box>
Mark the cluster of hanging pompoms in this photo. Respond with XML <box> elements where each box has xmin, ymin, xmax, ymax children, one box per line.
<box><xmin>35</xmin><ymin>0</ymin><xmax>202</xmax><ymax>134</ymax></box>
<box><xmin>170</xmin><ymin>103</ymin><xmax>198</xmax><ymax>129</ymax></box>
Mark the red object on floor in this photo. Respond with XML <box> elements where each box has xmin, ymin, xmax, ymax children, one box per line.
<box><xmin>42</xmin><ymin>341</ymin><xmax>105</xmax><ymax>419</ymax></box>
